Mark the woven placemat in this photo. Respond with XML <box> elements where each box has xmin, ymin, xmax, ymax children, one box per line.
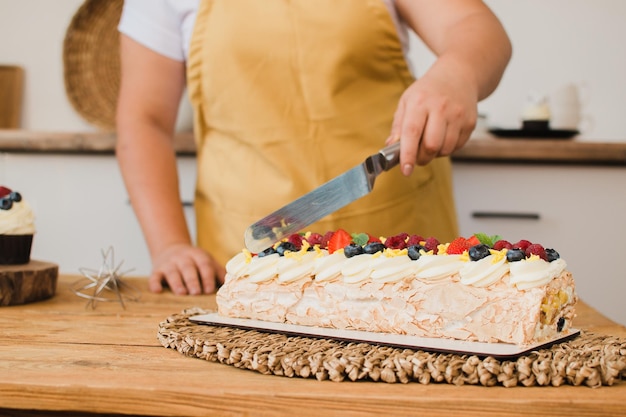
<box><xmin>158</xmin><ymin>308</ymin><xmax>626</xmax><ymax>388</ymax></box>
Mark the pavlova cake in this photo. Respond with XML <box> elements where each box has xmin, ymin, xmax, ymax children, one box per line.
<box><xmin>216</xmin><ymin>230</ymin><xmax>577</xmax><ymax>346</ymax></box>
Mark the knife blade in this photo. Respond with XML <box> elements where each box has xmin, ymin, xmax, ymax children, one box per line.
<box><xmin>244</xmin><ymin>141</ymin><xmax>401</xmax><ymax>253</ymax></box>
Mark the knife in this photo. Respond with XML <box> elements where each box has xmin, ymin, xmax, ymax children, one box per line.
<box><xmin>244</xmin><ymin>141</ymin><xmax>402</xmax><ymax>253</ymax></box>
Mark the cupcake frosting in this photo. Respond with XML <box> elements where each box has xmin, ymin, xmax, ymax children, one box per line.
<box><xmin>0</xmin><ymin>188</ymin><xmax>35</xmax><ymax>235</ymax></box>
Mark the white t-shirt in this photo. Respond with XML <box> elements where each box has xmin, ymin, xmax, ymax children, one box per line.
<box><xmin>118</xmin><ymin>0</ymin><xmax>410</xmax><ymax>64</ymax></box>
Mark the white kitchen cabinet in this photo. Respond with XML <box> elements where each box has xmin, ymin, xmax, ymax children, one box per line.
<box><xmin>0</xmin><ymin>153</ymin><xmax>197</xmax><ymax>277</ymax></box>
<box><xmin>452</xmin><ymin>162</ymin><xmax>626</xmax><ymax>325</ymax></box>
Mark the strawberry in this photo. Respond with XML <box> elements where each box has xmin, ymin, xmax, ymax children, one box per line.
<box><xmin>446</xmin><ymin>237</ymin><xmax>471</xmax><ymax>255</ymax></box>
<box><xmin>327</xmin><ymin>229</ymin><xmax>352</xmax><ymax>254</ymax></box>
<box><xmin>493</xmin><ymin>239</ymin><xmax>513</xmax><ymax>251</ymax></box>
<box><xmin>525</xmin><ymin>243</ymin><xmax>547</xmax><ymax>261</ymax></box>
<box><xmin>467</xmin><ymin>235</ymin><xmax>481</xmax><ymax>246</ymax></box>
<box><xmin>0</xmin><ymin>186</ymin><xmax>11</xmax><ymax>198</ymax></box>
<box><xmin>367</xmin><ymin>233</ymin><xmax>380</xmax><ymax>244</ymax></box>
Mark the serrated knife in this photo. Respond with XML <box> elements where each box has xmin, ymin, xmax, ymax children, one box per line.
<box><xmin>244</xmin><ymin>141</ymin><xmax>401</xmax><ymax>253</ymax></box>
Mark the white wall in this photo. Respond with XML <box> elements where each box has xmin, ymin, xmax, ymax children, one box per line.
<box><xmin>1</xmin><ymin>1</ymin><xmax>626</xmax><ymax>141</ymax></box>
<box><xmin>409</xmin><ymin>0</ymin><xmax>626</xmax><ymax>141</ymax></box>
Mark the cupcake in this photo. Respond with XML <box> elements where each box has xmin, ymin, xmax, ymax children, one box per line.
<box><xmin>521</xmin><ymin>93</ymin><xmax>551</xmax><ymax>131</ymax></box>
<box><xmin>0</xmin><ymin>186</ymin><xmax>35</xmax><ymax>265</ymax></box>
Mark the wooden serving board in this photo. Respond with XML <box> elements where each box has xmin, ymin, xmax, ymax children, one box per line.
<box><xmin>0</xmin><ymin>260</ymin><xmax>58</xmax><ymax>306</ymax></box>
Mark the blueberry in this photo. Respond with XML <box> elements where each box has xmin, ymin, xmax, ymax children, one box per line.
<box><xmin>0</xmin><ymin>198</ymin><xmax>12</xmax><ymax>210</ymax></box>
<box><xmin>257</xmin><ymin>247</ymin><xmax>277</xmax><ymax>257</ymax></box>
<box><xmin>9</xmin><ymin>191</ymin><xmax>21</xmax><ymax>202</ymax></box>
<box><xmin>363</xmin><ymin>242</ymin><xmax>385</xmax><ymax>254</ymax></box>
<box><xmin>407</xmin><ymin>245</ymin><xmax>426</xmax><ymax>261</ymax></box>
<box><xmin>506</xmin><ymin>248</ymin><xmax>525</xmax><ymax>262</ymax></box>
<box><xmin>343</xmin><ymin>243</ymin><xmax>364</xmax><ymax>258</ymax></box>
<box><xmin>469</xmin><ymin>244</ymin><xmax>491</xmax><ymax>261</ymax></box>
<box><xmin>276</xmin><ymin>242</ymin><xmax>297</xmax><ymax>256</ymax></box>
<box><xmin>546</xmin><ymin>248</ymin><xmax>560</xmax><ymax>262</ymax></box>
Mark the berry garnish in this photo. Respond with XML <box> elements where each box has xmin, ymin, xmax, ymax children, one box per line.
<box><xmin>546</xmin><ymin>248</ymin><xmax>560</xmax><ymax>262</ymax></box>
<box><xmin>424</xmin><ymin>237</ymin><xmax>440</xmax><ymax>254</ymax></box>
<box><xmin>385</xmin><ymin>233</ymin><xmax>408</xmax><ymax>249</ymax></box>
<box><xmin>363</xmin><ymin>241</ymin><xmax>385</xmax><ymax>254</ymax></box>
<box><xmin>327</xmin><ymin>229</ymin><xmax>352</xmax><ymax>254</ymax></box>
<box><xmin>506</xmin><ymin>248</ymin><xmax>525</xmax><ymax>262</ymax></box>
<box><xmin>258</xmin><ymin>247</ymin><xmax>277</xmax><ymax>257</ymax></box>
<box><xmin>9</xmin><ymin>191</ymin><xmax>21</xmax><ymax>202</ymax></box>
<box><xmin>513</xmin><ymin>239</ymin><xmax>532</xmax><ymax>251</ymax></box>
<box><xmin>276</xmin><ymin>241</ymin><xmax>297</xmax><ymax>256</ymax></box>
<box><xmin>525</xmin><ymin>243</ymin><xmax>547</xmax><ymax>261</ymax></box>
<box><xmin>469</xmin><ymin>244</ymin><xmax>491</xmax><ymax>261</ymax></box>
<box><xmin>406</xmin><ymin>234</ymin><xmax>424</xmax><ymax>247</ymax></box>
<box><xmin>320</xmin><ymin>231</ymin><xmax>335</xmax><ymax>249</ymax></box>
<box><xmin>446</xmin><ymin>237</ymin><xmax>471</xmax><ymax>255</ymax></box>
<box><xmin>287</xmin><ymin>233</ymin><xmax>303</xmax><ymax>250</ymax></box>
<box><xmin>493</xmin><ymin>240</ymin><xmax>513</xmax><ymax>250</ymax></box>
<box><xmin>0</xmin><ymin>198</ymin><xmax>12</xmax><ymax>210</ymax></box>
<box><xmin>0</xmin><ymin>186</ymin><xmax>11</xmax><ymax>198</ymax></box>
<box><xmin>306</xmin><ymin>232</ymin><xmax>324</xmax><ymax>246</ymax></box>
<box><xmin>343</xmin><ymin>243</ymin><xmax>364</xmax><ymax>258</ymax></box>
<box><xmin>407</xmin><ymin>244</ymin><xmax>426</xmax><ymax>260</ymax></box>
<box><xmin>467</xmin><ymin>235</ymin><xmax>481</xmax><ymax>246</ymax></box>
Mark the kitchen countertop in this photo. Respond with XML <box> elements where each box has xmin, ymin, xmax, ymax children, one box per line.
<box><xmin>1</xmin><ymin>129</ymin><xmax>626</xmax><ymax>165</ymax></box>
<box><xmin>1</xmin><ymin>274</ymin><xmax>625</xmax><ymax>417</ymax></box>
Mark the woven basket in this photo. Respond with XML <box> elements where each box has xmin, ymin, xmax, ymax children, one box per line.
<box><xmin>63</xmin><ymin>0</ymin><xmax>123</xmax><ymax>131</ymax></box>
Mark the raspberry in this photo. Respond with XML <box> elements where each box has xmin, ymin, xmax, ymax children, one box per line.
<box><xmin>320</xmin><ymin>231</ymin><xmax>334</xmax><ymax>249</ymax></box>
<box><xmin>525</xmin><ymin>243</ymin><xmax>547</xmax><ymax>261</ymax></box>
<box><xmin>305</xmin><ymin>232</ymin><xmax>323</xmax><ymax>246</ymax></box>
<box><xmin>287</xmin><ymin>233</ymin><xmax>303</xmax><ymax>250</ymax></box>
<box><xmin>424</xmin><ymin>237</ymin><xmax>440</xmax><ymax>254</ymax></box>
<box><xmin>385</xmin><ymin>233</ymin><xmax>408</xmax><ymax>249</ymax></box>
<box><xmin>513</xmin><ymin>239</ymin><xmax>532</xmax><ymax>251</ymax></box>
<box><xmin>406</xmin><ymin>234</ymin><xmax>425</xmax><ymax>246</ymax></box>
<box><xmin>0</xmin><ymin>186</ymin><xmax>11</xmax><ymax>198</ymax></box>
<box><xmin>493</xmin><ymin>240</ymin><xmax>513</xmax><ymax>251</ymax></box>
<box><xmin>447</xmin><ymin>237</ymin><xmax>471</xmax><ymax>255</ymax></box>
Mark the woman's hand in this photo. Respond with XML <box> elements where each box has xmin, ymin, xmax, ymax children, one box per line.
<box><xmin>391</xmin><ymin>0</ymin><xmax>512</xmax><ymax>174</ymax></box>
<box><xmin>149</xmin><ymin>243</ymin><xmax>226</xmax><ymax>295</ymax></box>
<box><xmin>387</xmin><ymin>66</ymin><xmax>478</xmax><ymax>173</ymax></box>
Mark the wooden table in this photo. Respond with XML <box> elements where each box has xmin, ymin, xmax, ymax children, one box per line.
<box><xmin>1</xmin><ymin>275</ymin><xmax>625</xmax><ymax>417</ymax></box>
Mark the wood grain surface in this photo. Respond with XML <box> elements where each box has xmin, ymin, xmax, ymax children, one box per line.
<box><xmin>0</xmin><ymin>66</ymin><xmax>24</xmax><ymax>128</ymax></box>
<box><xmin>0</xmin><ymin>275</ymin><xmax>624</xmax><ymax>417</ymax></box>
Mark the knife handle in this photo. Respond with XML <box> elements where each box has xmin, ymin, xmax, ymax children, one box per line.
<box><xmin>379</xmin><ymin>141</ymin><xmax>401</xmax><ymax>171</ymax></box>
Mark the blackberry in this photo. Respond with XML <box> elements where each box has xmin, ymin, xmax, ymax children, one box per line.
<box><xmin>363</xmin><ymin>242</ymin><xmax>385</xmax><ymax>254</ymax></box>
<box><xmin>407</xmin><ymin>245</ymin><xmax>426</xmax><ymax>261</ymax></box>
<box><xmin>468</xmin><ymin>244</ymin><xmax>491</xmax><ymax>261</ymax></box>
<box><xmin>506</xmin><ymin>248</ymin><xmax>525</xmax><ymax>262</ymax></box>
<box><xmin>546</xmin><ymin>248</ymin><xmax>560</xmax><ymax>262</ymax></box>
<box><xmin>343</xmin><ymin>243</ymin><xmax>364</xmax><ymax>258</ymax></box>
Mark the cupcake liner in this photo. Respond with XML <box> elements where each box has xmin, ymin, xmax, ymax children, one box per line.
<box><xmin>0</xmin><ymin>234</ymin><xmax>33</xmax><ymax>265</ymax></box>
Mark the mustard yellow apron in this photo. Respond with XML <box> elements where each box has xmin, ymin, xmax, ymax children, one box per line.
<box><xmin>187</xmin><ymin>0</ymin><xmax>458</xmax><ymax>265</ymax></box>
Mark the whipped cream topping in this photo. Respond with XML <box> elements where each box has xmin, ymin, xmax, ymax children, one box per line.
<box><xmin>460</xmin><ymin>251</ymin><xmax>509</xmax><ymax>287</ymax></box>
<box><xmin>226</xmin><ymin>247</ymin><xmax>567</xmax><ymax>290</ymax></box>
<box><xmin>509</xmin><ymin>257</ymin><xmax>567</xmax><ymax>290</ymax></box>
<box><xmin>0</xmin><ymin>200</ymin><xmax>35</xmax><ymax>235</ymax></box>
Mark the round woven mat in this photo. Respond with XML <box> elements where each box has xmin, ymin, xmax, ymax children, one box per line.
<box><xmin>63</xmin><ymin>0</ymin><xmax>124</xmax><ymax>131</ymax></box>
<box><xmin>158</xmin><ymin>308</ymin><xmax>626</xmax><ymax>388</ymax></box>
